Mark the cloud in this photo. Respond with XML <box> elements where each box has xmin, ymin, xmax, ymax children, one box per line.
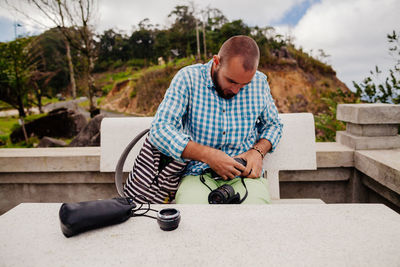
<box><xmin>2</xmin><ymin>0</ymin><xmax>397</xmax><ymax>94</ymax></box>
<box><xmin>0</xmin><ymin>0</ymin><xmax>306</xmax><ymax>38</ymax></box>
<box><xmin>95</xmin><ymin>0</ymin><xmax>305</xmax><ymax>34</ymax></box>
<box><xmin>292</xmin><ymin>0</ymin><xmax>400</xmax><ymax>90</ymax></box>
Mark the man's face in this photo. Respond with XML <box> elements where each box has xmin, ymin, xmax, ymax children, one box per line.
<box><xmin>212</xmin><ymin>56</ymin><xmax>256</xmax><ymax>99</ymax></box>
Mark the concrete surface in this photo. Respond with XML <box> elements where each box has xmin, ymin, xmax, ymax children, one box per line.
<box><xmin>346</xmin><ymin>123</ymin><xmax>399</xmax><ymax>137</ymax></box>
<box><xmin>100</xmin><ymin>117</ymin><xmax>153</xmax><ymax>172</ymax></box>
<box><xmin>355</xmin><ymin>149</ymin><xmax>400</xmax><ymax>195</ymax></box>
<box><xmin>280</xmin><ymin>180</ymin><xmax>349</xmax><ymax>204</ymax></box>
<box><xmin>0</xmin><ymin>147</ymin><xmax>100</xmax><ymax>172</ymax></box>
<box><xmin>337</xmin><ymin>103</ymin><xmax>400</xmax><ymax>124</ymax></box>
<box><xmin>270</xmin><ymin>198</ymin><xmax>325</xmax><ymax>204</ymax></box>
<box><xmin>315</xmin><ymin>142</ymin><xmax>354</xmax><ymax>167</ymax></box>
<box><xmin>336</xmin><ymin>131</ymin><xmax>400</xmax><ymax>150</ymax></box>
<box><xmin>279</xmin><ymin>168</ymin><xmax>352</xmax><ymax>182</ymax></box>
<box><xmin>1</xmin><ymin>203</ymin><xmax>399</xmax><ymax>267</ymax></box>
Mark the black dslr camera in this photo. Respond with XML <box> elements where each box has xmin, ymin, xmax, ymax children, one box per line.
<box><xmin>206</xmin><ymin>158</ymin><xmax>248</xmax><ymax>204</ymax></box>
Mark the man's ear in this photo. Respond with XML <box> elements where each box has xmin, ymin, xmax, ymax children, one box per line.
<box><xmin>213</xmin><ymin>55</ymin><xmax>220</xmax><ymax>68</ymax></box>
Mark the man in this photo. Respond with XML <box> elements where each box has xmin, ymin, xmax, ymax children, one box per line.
<box><xmin>148</xmin><ymin>35</ymin><xmax>283</xmax><ymax>204</ymax></box>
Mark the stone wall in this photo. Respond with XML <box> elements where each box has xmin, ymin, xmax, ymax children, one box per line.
<box><xmin>1</xmin><ymin>142</ymin><xmax>399</xmax><ymax>215</ymax></box>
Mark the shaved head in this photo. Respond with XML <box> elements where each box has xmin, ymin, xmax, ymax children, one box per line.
<box><xmin>218</xmin><ymin>35</ymin><xmax>260</xmax><ymax>71</ymax></box>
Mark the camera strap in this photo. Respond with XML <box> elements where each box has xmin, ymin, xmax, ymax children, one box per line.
<box><xmin>200</xmin><ymin>174</ymin><xmax>248</xmax><ymax>204</ymax></box>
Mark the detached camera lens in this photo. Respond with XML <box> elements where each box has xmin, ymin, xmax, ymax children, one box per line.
<box><xmin>157</xmin><ymin>208</ymin><xmax>181</xmax><ymax>231</ymax></box>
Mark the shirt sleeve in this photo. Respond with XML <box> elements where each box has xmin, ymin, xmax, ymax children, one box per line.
<box><xmin>148</xmin><ymin>68</ymin><xmax>191</xmax><ymax>163</ymax></box>
<box><xmin>256</xmin><ymin>77</ymin><xmax>283</xmax><ymax>153</ymax></box>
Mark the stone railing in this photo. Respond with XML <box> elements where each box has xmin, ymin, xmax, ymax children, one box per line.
<box><xmin>0</xmin><ymin>104</ymin><xmax>399</xmax><ymax>214</ymax></box>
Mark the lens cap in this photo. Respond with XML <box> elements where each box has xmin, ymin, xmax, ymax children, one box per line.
<box><xmin>157</xmin><ymin>208</ymin><xmax>181</xmax><ymax>231</ymax></box>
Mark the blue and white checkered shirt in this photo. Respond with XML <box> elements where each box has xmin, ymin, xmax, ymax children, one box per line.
<box><xmin>149</xmin><ymin>60</ymin><xmax>283</xmax><ymax>176</ymax></box>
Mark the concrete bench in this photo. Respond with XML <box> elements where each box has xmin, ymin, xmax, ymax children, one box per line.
<box><xmin>100</xmin><ymin>113</ymin><xmax>323</xmax><ymax>203</ymax></box>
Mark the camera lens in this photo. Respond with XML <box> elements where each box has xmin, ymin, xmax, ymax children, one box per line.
<box><xmin>208</xmin><ymin>184</ymin><xmax>235</xmax><ymax>204</ymax></box>
<box><xmin>157</xmin><ymin>208</ymin><xmax>181</xmax><ymax>231</ymax></box>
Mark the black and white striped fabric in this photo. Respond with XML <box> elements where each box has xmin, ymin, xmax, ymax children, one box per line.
<box><xmin>124</xmin><ymin>136</ymin><xmax>187</xmax><ymax>204</ymax></box>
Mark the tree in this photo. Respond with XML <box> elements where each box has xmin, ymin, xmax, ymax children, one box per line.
<box><xmin>168</xmin><ymin>5</ymin><xmax>197</xmax><ymax>58</ymax></box>
<box><xmin>8</xmin><ymin>0</ymin><xmax>99</xmax><ymax>113</ymax></box>
<box><xmin>33</xmin><ymin>28</ymin><xmax>76</xmax><ymax>96</ymax></box>
<box><xmin>0</xmin><ymin>38</ymin><xmax>32</xmax><ymax>118</ymax></box>
<box><xmin>353</xmin><ymin>30</ymin><xmax>400</xmax><ymax>104</ymax></box>
<box><xmin>0</xmin><ymin>37</ymin><xmax>36</xmax><ymax>142</ymax></box>
<box><xmin>27</xmin><ymin>37</ymin><xmax>58</xmax><ymax>113</ymax></box>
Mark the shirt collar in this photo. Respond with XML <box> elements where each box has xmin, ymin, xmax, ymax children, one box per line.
<box><xmin>203</xmin><ymin>59</ymin><xmax>215</xmax><ymax>88</ymax></box>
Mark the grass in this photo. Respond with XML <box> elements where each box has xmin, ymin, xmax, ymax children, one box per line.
<box><xmin>97</xmin><ymin>57</ymin><xmax>197</xmax><ymax>98</ymax></box>
<box><xmin>0</xmin><ymin>100</ymin><xmax>13</xmax><ymax>111</ymax></box>
<box><xmin>0</xmin><ymin>116</ymin><xmax>19</xmax><ymax>136</ymax></box>
<box><xmin>0</xmin><ymin>113</ymin><xmax>48</xmax><ymax>148</ymax></box>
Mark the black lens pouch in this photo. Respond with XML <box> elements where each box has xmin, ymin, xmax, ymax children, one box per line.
<box><xmin>59</xmin><ymin>197</ymin><xmax>136</xmax><ymax>238</ymax></box>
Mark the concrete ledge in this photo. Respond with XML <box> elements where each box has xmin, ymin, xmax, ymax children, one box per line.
<box><xmin>315</xmin><ymin>142</ymin><xmax>354</xmax><ymax>167</ymax></box>
<box><xmin>280</xmin><ymin>168</ymin><xmax>352</xmax><ymax>182</ymax></box>
<box><xmin>0</xmin><ymin>147</ymin><xmax>100</xmax><ymax>172</ymax></box>
<box><xmin>361</xmin><ymin>174</ymin><xmax>400</xmax><ymax>208</ymax></box>
<box><xmin>337</xmin><ymin>103</ymin><xmax>400</xmax><ymax>124</ymax></box>
<box><xmin>0</xmin><ymin>172</ymin><xmax>115</xmax><ymax>184</ymax></box>
<box><xmin>0</xmin><ymin>143</ymin><xmax>353</xmax><ymax>173</ymax></box>
<box><xmin>336</xmin><ymin>131</ymin><xmax>400</xmax><ymax>150</ymax></box>
<box><xmin>355</xmin><ymin>149</ymin><xmax>400</xmax><ymax>195</ymax></box>
<box><xmin>347</xmin><ymin>123</ymin><xmax>399</xmax><ymax>137</ymax></box>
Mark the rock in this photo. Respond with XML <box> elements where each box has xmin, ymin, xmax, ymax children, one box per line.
<box><xmin>69</xmin><ymin>114</ymin><xmax>106</xmax><ymax>147</ymax></box>
<box><xmin>43</xmin><ymin>98</ymin><xmax>90</xmax><ymax>119</ymax></box>
<box><xmin>10</xmin><ymin>108</ymin><xmax>87</xmax><ymax>143</ymax></box>
<box><xmin>38</xmin><ymin>137</ymin><xmax>67</xmax><ymax>147</ymax></box>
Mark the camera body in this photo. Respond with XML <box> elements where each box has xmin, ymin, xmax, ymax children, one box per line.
<box><xmin>208</xmin><ymin>158</ymin><xmax>247</xmax><ymax>204</ymax></box>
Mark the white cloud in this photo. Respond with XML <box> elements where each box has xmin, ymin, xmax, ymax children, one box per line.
<box><xmin>0</xmin><ymin>0</ymin><xmax>306</xmax><ymax>37</ymax></box>
<box><xmin>95</xmin><ymin>0</ymin><xmax>305</xmax><ymax>34</ymax></box>
<box><xmin>292</xmin><ymin>0</ymin><xmax>400</xmax><ymax>90</ymax></box>
<box><xmin>3</xmin><ymin>0</ymin><xmax>397</xmax><ymax>94</ymax></box>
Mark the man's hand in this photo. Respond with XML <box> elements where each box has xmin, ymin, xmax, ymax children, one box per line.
<box><xmin>205</xmin><ymin>149</ymin><xmax>246</xmax><ymax>180</ymax></box>
<box><xmin>235</xmin><ymin>149</ymin><xmax>263</xmax><ymax>178</ymax></box>
<box><xmin>181</xmin><ymin>140</ymin><xmax>246</xmax><ymax>180</ymax></box>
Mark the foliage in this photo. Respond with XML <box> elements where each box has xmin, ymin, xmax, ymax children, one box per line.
<box><xmin>33</xmin><ymin>28</ymin><xmax>75</xmax><ymax>95</ymax></box>
<box><xmin>132</xmin><ymin>58</ymin><xmax>195</xmax><ymax>114</ymax></box>
<box><xmin>287</xmin><ymin>45</ymin><xmax>335</xmax><ymax>75</ymax></box>
<box><xmin>0</xmin><ymin>37</ymin><xmax>34</xmax><ymax>117</ymax></box>
<box><xmin>353</xmin><ymin>30</ymin><xmax>400</xmax><ymax>104</ymax></box>
<box><xmin>314</xmin><ymin>88</ymin><xmax>360</xmax><ymax>142</ymax></box>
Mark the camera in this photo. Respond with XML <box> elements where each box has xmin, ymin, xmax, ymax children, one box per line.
<box><xmin>208</xmin><ymin>158</ymin><xmax>247</xmax><ymax>204</ymax></box>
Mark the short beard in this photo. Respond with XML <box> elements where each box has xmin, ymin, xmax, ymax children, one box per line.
<box><xmin>212</xmin><ymin>68</ymin><xmax>235</xmax><ymax>100</ymax></box>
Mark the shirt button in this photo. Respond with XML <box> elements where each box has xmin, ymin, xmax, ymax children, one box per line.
<box><xmin>222</xmin><ymin>109</ymin><xmax>225</xmax><ymax>113</ymax></box>
<box><xmin>222</xmin><ymin>131</ymin><xmax>226</xmax><ymax>135</ymax></box>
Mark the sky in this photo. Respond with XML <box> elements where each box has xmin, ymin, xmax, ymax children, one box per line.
<box><xmin>0</xmin><ymin>0</ymin><xmax>399</xmax><ymax>92</ymax></box>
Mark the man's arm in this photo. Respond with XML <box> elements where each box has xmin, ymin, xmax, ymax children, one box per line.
<box><xmin>149</xmin><ymin>69</ymin><xmax>191</xmax><ymax>162</ymax></box>
<box><xmin>237</xmin><ymin>77</ymin><xmax>283</xmax><ymax>178</ymax></box>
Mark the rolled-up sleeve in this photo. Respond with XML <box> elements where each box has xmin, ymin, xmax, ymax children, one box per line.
<box><xmin>257</xmin><ymin>80</ymin><xmax>283</xmax><ymax>153</ymax></box>
<box><xmin>149</xmin><ymin>69</ymin><xmax>191</xmax><ymax>162</ymax></box>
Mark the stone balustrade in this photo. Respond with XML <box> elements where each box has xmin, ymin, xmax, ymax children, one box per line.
<box><xmin>0</xmin><ymin>104</ymin><xmax>399</xmax><ymax>215</ymax></box>
<box><xmin>336</xmin><ymin>104</ymin><xmax>400</xmax><ymax>150</ymax></box>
